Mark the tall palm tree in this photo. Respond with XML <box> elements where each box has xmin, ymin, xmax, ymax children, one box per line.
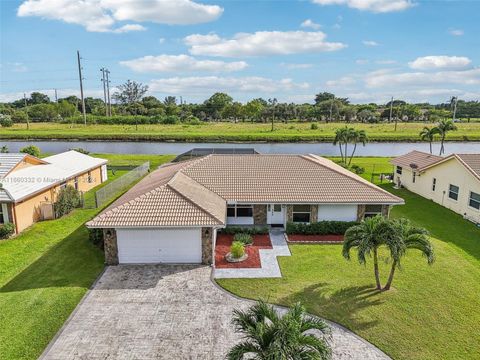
<box><xmin>228</xmin><ymin>301</ymin><xmax>331</xmax><ymax>360</ymax></box>
<box><xmin>382</xmin><ymin>218</ymin><xmax>435</xmax><ymax>291</ymax></box>
<box><xmin>436</xmin><ymin>119</ymin><xmax>457</xmax><ymax>155</ymax></box>
<box><xmin>419</xmin><ymin>126</ymin><xmax>439</xmax><ymax>154</ymax></box>
<box><xmin>348</xmin><ymin>129</ymin><xmax>368</xmax><ymax>166</ymax></box>
<box><xmin>343</xmin><ymin>215</ymin><xmax>392</xmax><ymax>290</ymax></box>
<box><xmin>333</xmin><ymin>127</ymin><xmax>347</xmax><ymax>164</ymax></box>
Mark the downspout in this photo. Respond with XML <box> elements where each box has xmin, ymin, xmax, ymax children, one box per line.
<box><xmin>12</xmin><ymin>203</ymin><xmax>19</xmax><ymax>234</ymax></box>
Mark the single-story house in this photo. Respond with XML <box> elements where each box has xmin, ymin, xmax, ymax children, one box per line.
<box><xmin>0</xmin><ymin>150</ymin><xmax>108</xmax><ymax>233</ymax></box>
<box><xmin>87</xmin><ymin>154</ymin><xmax>403</xmax><ymax>265</ymax></box>
<box><xmin>391</xmin><ymin>150</ymin><xmax>480</xmax><ymax>223</ymax></box>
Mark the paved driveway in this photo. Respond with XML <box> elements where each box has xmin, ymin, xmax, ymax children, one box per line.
<box><xmin>41</xmin><ymin>265</ymin><xmax>389</xmax><ymax>360</ymax></box>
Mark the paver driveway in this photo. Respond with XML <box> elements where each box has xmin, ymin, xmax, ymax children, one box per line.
<box><xmin>41</xmin><ymin>265</ymin><xmax>390</xmax><ymax>360</ymax></box>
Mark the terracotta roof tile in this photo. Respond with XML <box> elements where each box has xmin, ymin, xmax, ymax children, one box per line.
<box><xmin>390</xmin><ymin>150</ymin><xmax>442</xmax><ymax>171</ymax></box>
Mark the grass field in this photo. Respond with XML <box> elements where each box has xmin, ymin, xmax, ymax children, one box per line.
<box><xmin>2</xmin><ymin>121</ymin><xmax>480</xmax><ymax>142</ymax></box>
<box><xmin>0</xmin><ymin>154</ymin><xmax>174</xmax><ymax>360</ymax></box>
<box><xmin>217</xmin><ymin>185</ymin><xmax>480</xmax><ymax>359</ymax></box>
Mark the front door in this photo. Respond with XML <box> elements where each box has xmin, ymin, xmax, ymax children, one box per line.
<box><xmin>267</xmin><ymin>204</ymin><xmax>284</xmax><ymax>226</ymax></box>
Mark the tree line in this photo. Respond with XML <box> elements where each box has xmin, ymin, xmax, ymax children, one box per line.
<box><xmin>1</xmin><ymin>81</ymin><xmax>479</xmax><ymax>125</ymax></box>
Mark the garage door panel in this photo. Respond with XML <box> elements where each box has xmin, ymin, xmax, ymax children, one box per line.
<box><xmin>116</xmin><ymin>228</ymin><xmax>202</xmax><ymax>264</ymax></box>
<box><xmin>317</xmin><ymin>205</ymin><xmax>358</xmax><ymax>222</ymax></box>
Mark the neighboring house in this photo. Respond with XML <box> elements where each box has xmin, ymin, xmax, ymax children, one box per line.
<box><xmin>87</xmin><ymin>154</ymin><xmax>403</xmax><ymax>265</ymax></box>
<box><xmin>391</xmin><ymin>150</ymin><xmax>480</xmax><ymax>223</ymax></box>
<box><xmin>0</xmin><ymin>150</ymin><xmax>108</xmax><ymax>233</ymax></box>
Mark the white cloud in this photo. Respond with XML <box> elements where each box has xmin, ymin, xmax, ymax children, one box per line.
<box><xmin>17</xmin><ymin>0</ymin><xmax>223</xmax><ymax>32</ymax></box>
<box><xmin>159</xmin><ymin>38</ymin><xmax>166</xmax><ymax>44</ymax></box>
<box><xmin>449</xmin><ymin>29</ymin><xmax>464</xmax><ymax>36</ymax></box>
<box><xmin>312</xmin><ymin>0</ymin><xmax>414</xmax><ymax>13</ymax></box>
<box><xmin>184</xmin><ymin>31</ymin><xmax>346</xmax><ymax>57</ymax></box>
<box><xmin>375</xmin><ymin>59</ymin><xmax>396</xmax><ymax>65</ymax></box>
<box><xmin>363</xmin><ymin>40</ymin><xmax>379</xmax><ymax>47</ymax></box>
<box><xmin>149</xmin><ymin>76</ymin><xmax>309</xmax><ymax>94</ymax></box>
<box><xmin>356</xmin><ymin>59</ymin><xmax>369</xmax><ymax>65</ymax></box>
<box><xmin>326</xmin><ymin>76</ymin><xmax>356</xmax><ymax>87</ymax></box>
<box><xmin>364</xmin><ymin>67</ymin><xmax>480</xmax><ymax>88</ymax></box>
<box><xmin>120</xmin><ymin>54</ymin><xmax>248</xmax><ymax>73</ymax></box>
<box><xmin>112</xmin><ymin>24</ymin><xmax>146</xmax><ymax>33</ymax></box>
<box><xmin>280</xmin><ymin>63</ymin><xmax>313</xmax><ymax>69</ymax></box>
<box><xmin>408</xmin><ymin>55</ymin><xmax>471</xmax><ymax>70</ymax></box>
<box><xmin>301</xmin><ymin>19</ymin><xmax>321</xmax><ymax>30</ymax></box>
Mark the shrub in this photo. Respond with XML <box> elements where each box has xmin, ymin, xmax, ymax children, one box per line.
<box><xmin>20</xmin><ymin>145</ymin><xmax>41</xmax><ymax>157</ymax></box>
<box><xmin>0</xmin><ymin>223</ymin><xmax>15</xmax><ymax>239</ymax></box>
<box><xmin>234</xmin><ymin>233</ymin><xmax>253</xmax><ymax>246</ymax></box>
<box><xmin>11</xmin><ymin>110</ymin><xmax>29</xmax><ymax>123</ymax></box>
<box><xmin>310</xmin><ymin>122</ymin><xmax>318</xmax><ymax>130</ymax></box>
<box><xmin>230</xmin><ymin>241</ymin><xmax>245</xmax><ymax>259</ymax></box>
<box><xmin>71</xmin><ymin>147</ymin><xmax>90</xmax><ymax>154</ymax></box>
<box><xmin>161</xmin><ymin>115</ymin><xmax>179</xmax><ymax>124</ymax></box>
<box><xmin>55</xmin><ymin>185</ymin><xmax>81</xmax><ymax>218</ymax></box>
<box><xmin>88</xmin><ymin>228</ymin><xmax>104</xmax><ymax>248</ymax></box>
<box><xmin>223</xmin><ymin>226</ymin><xmax>269</xmax><ymax>235</ymax></box>
<box><xmin>286</xmin><ymin>220</ymin><xmax>359</xmax><ymax>235</ymax></box>
<box><xmin>0</xmin><ymin>114</ymin><xmax>13</xmax><ymax>127</ymax></box>
<box><xmin>350</xmin><ymin>164</ymin><xmax>365</xmax><ymax>174</ymax></box>
<box><xmin>186</xmin><ymin>117</ymin><xmax>203</xmax><ymax>125</ymax></box>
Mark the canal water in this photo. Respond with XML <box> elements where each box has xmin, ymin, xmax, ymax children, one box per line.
<box><xmin>1</xmin><ymin>140</ymin><xmax>478</xmax><ymax>156</ymax></box>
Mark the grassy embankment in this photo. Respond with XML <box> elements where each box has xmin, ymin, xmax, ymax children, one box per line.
<box><xmin>2</xmin><ymin>122</ymin><xmax>480</xmax><ymax>142</ymax></box>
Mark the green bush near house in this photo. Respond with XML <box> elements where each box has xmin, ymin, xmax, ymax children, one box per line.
<box><xmin>286</xmin><ymin>220</ymin><xmax>359</xmax><ymax>235</ymax></box>
<box><xmin>234</xmin><ymin>233</ymin><xmax>253</xmax><ymax>246</ymax></box>
<box><xmin>223</xmin><ymin>226</ymin><xmax>269</xmax><ymax>235</ymax></box>
<box><xmin>55</xmin><ymin>185</ymin><xmax>81</xmax><ymax>218</ymax></box>
<box><xmin>230</xmin><ymin>241</ymin><xmax>246</xmax><ymax>259</ymax></box>
<box><xmin>0</xmin><ymin>223</ymin><xmax>15</xmax><ymax>239</ymax></box>
<box><xmin>20</xmin><ymin>145</ymin><xmax>41</xmax><ymax>157</ymax></box>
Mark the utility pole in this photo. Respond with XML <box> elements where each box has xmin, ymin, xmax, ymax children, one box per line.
<box><xmin>77</xmin><ymin>50</ymin><xmax>87</xmax><ymax>125</ymax></box>
<box><xmin>23</xmin><ymin>93</ymin><xmax>30</xmax><ymax>130</ymax></box>
<box><xmin>452</xmin><ymin>96</ymin><xmax>458</xmax><ymax>121</ymax></box>
<box><xmin>101</xmin><ymin>68</ymin><xmax>108</xmax><ymax>116</ymax></box>
<box><xmin>105</xmin><ymin>69</ymin><xmax>111</xmax><ymax>116</ymax></box>
<box><xmin>54</xmin><ymin>88</ymin><xmax>58</xmax><ymax>103</ymax></box>
<box><xmin>329</xmin><ymin>95</ymin><xmax>335</xmax><ymax>123</ymax></box>
<box><xmin>389</xmin><ymin>96</ymin><xmax>393</xmax><ymax>123</ymax></box>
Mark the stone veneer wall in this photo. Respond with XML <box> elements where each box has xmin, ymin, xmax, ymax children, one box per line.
<box><xmin>381</xmin><ymin>205</ymin><xmax>390</xmax><ymax>217</ymax></box>
<box><xmin>357</xmin><ymin>205</ymin><xmax>366</xmax><ymax>221</ymax></box>
<box><xmin>103</xmin><ymin>228</ymin><xmax>119</xmax><ymax>265</ymax></box>
<box><xmin>310</xmin><ymin>205</ymin><xmax>318</xmax><ymax>223</ymax></box>
<box><xmin>201</xmin><ymin>227</ymin><xmax>213</xmax><ymax>265</ymax></box>
<box><xmin>286</xmin><ymin>205</ymin><xmax>293</xmax><ymax>223</ymax></box>
<box><xmin>253</xmin><ymin>205</ymin><xmax>267</xmax><ymax>225</ymax></box>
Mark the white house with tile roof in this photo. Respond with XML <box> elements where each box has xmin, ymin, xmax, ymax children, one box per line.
<box><xmin>391</xmin><ymin>150</ymin><xmax>480</xmax><ymax>223</ymax></box>
<box><xmin>87</xmin><ymin>154</ymin><xmax>403</xmax><ymax>266</ymax></box>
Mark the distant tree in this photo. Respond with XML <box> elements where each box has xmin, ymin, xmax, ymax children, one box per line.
<box><xmin>84</xmin><ymin>97</ymin><xmax>105</xmax><ymax>114</ymax></box>
<box><xmin>419</xmin><ymin>126</ymin><xmax>439</xmax><ymax>154</ymax></box>
<box><xmin>142</xmin><ymin>96</ymin><xmax>162</xmax><ymax>109</ymax></box>
<box><xmin>164</xmin><ymin>96</ymin><xmax>177</xmax><ymax>106</ymax></box>
<box><xmin>435</xmin><ymin>119</ymin><xmax>457</xmax><ymax>155</ymax></box>
<box><xmin>333</xmin><ymin>127</ymin><xmax>351</xmax><ymax>164</ymax></box>
<box><xmin>314</xmin><ymin>92</ymin><xmax>335</xmax><ymax>105</ymax></box>
<box><xmin>204</xmin><ymin>92</ymin><xmax>233</xmax><ymax>120</ymax></box>
<box><xmin>29</xmin><ymin>92</ymin><xmax>50</xmax><ymax>105</ymax></box>
<box><xmin>27</xmin><ymin>103</ymin><xmax>58</xmax><ymax>121</ymax></box>
<box><xmin>243</xmin><ymin>99</ymin><xmax>264</xmax><ymax>122</ymax></box>
<box><xmin>112</xmin><ymin>80</ymin><xmax>148</xmax><ymax>106</ymax></box>
<box><xmin>348</xmin><ymin>129</ymin><xmax>368</xmax><ymax>166</ymax></box>
<box><xmin>56</xmin><ymin>100</ymin><xmax>77</xmax><ymax>118</ymax></box>
<box><xmin>20</xmin><ymin>145</ymin><xmax>41</xmax><ymax>157</ymax></box>
<box><xmin>267</xmin><ymin>98</ymin><xmax>278</xmax><ymax>131</ymax></box>
<box><xmin>228</xmin><ymin>300</ymin><xmax>331</xmax><ymax>359</ymax></box>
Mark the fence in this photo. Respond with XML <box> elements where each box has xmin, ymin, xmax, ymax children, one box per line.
<box><xmin>92</xmin><ymin>161</ymin><xmax>150</xmax><ymax>208</ymax></box>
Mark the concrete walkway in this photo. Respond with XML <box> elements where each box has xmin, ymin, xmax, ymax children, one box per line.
<box><xmin>41</xmin><ymin>265</ymin><xmax>390</xmax><ymax>360</ymax></box>
<box><xmin>214</xmin><ymin>228</ymin><xmax>291</xmax><ymax>278</ymax></box>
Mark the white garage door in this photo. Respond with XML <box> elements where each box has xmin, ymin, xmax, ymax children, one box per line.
<box><xmin>317</xmin><ymin>205</ymin><xmax>358</xmax><ymax>222</ymax></box>
<box><xmin>116</xmin><ymin>228</ymin><xmax>202</xmax><ymax>264</ymax></box>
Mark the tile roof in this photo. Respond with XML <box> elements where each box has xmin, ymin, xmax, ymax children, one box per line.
<box><xmin>454</xmin><ymin>154</ymin><xmax>480</xmax><ymax>181</ymax></box>
<box><xmin>390</xmin><ymin>150</ymin><xmax>443</xmax><ymax>171</ymax></box>
<box><xmin>89</xmin><ymin>154</ymin><xmax>402</xmax><ymax>228</ymax></box>
<box><xmin>0</xmin><ymin>153</ymin><xmax>26</xmax><ymax>178</ymax></box>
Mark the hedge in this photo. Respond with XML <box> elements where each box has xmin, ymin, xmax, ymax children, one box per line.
<box><xmin>0</xmin><ymin>223</ymin><xmax>15</xmax><ymax>239</ymax></box>
<box><xmin>222</xmin><ymin>226</ymin><xmax>269</xmax><ymax>235</ymax></box>
<box><xmin>286</xmin><ymin>221</ymin><xmax>358</xmax><ymax>235</ymax></box>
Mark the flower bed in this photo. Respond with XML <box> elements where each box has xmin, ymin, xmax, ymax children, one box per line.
<box><xmin>215</xmin><ymin>233</ymin><xmax>272</xmax><ymax>268</ymax></box>
<box><xmin>287</xmin><ymin>234</ymin><xmax>344</xmax><ymax>243</ymax></box>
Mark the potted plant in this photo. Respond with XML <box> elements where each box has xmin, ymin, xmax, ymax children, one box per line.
<box><xmin>225</xmin><ymin>241</ymin><xmax>248</xmax><ymax>263</ymax></box>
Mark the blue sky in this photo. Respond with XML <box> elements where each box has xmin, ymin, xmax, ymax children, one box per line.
<box><xmin>1</xmin><ymin>0</ymin><xmax>479</xmax><ymax>104</ymax></box>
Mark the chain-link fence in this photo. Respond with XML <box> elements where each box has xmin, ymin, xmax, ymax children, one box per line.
<box><xmin>92</xmin><ymin>162</ymin><xmax>149</xmax><ymax>208</ymax></box>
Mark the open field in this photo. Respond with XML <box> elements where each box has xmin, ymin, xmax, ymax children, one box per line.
<box><xmin>0</xmin><ymin>154</ymin><xmax>174</xmax><ymax>360</ymax></box>
<box><xmin>2</xmin><ymin>122</ymin><xmax>480</xmax><ymax>142</ymax></box>
<box><xmin>218</xmin><ymin>185</ymin><xmax>480</xmax><ymax>360</ymax></box>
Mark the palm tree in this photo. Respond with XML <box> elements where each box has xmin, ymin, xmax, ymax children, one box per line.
<box><xmin>382</xmin><ymin>218</ymin><xmax>435</xmax><ymax>291</ymax></box>
<box><xmin>333</xmin><ymin>127</ymin><xmax>347</xmax><ymax>163</ymax></box>
<box><xmin>348</xmin><ymin>129</ymin><xmax>368</xmax><ymax>166</ymax></box>
<box><xmin>419</xmin><ymin>126</ymin><xmax>439</xmax><ymax>154</ymax></box>
<box><xmin>436</xmin><ymin>119</ymin><xmax>457</xmax><ymax>155</ymax></box>
<box><xmin>343</xmin><ymin>215</ymin><xmax>392</xmax><ymax>290</ymax></box>
<box><xmin>227</xmin><ymin>301</ymin><xmax>331</xmax><ymax>360</ymax></box>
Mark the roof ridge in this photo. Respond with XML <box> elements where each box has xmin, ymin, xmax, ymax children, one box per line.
<box><xmin>304</xmin><ymin>154</ymin><xmax>404</xmax><ymax>203</ymax></box>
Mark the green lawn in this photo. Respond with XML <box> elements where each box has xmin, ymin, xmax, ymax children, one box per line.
<box><xmin>2</xmin><ymin>121</ymin><xmax>479</xmax><ymax>142</ymax></box>
<box><xmin>0</xmin><ymin>154</ymin><xmax>174</xmax><ymax>360</ymax></box>
<box><xmin>218</xmin><ymin>186</ymin><xmax>480</xmax><ymax>360</ymax></box>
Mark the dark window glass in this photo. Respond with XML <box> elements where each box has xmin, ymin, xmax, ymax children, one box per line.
<box><xmin>227</xmin><ymin>206</ymin><xmax>235</xmax><ymax>217</ymax></box>
<box><xmin>432</xmin><ymin>178</ymin><xmax>436</xmax><ymax>191</ymax></box>
<box><xmin>0</xmin><ymin>206</ymin><xmax>4</xmax><ymax>224</ymax></box>
<box><xmin>293</xmin><ymin>205</ymin><xmax>310</xmax><ymax>212</ymax></box>
<box><xmin>412</xmin><ymin>172</ymin><xmax>416</xmax><ymax>183</ymax></box>
<box><xmin>236</xmin><ymin>206</ymin><xmax>253</xmax><ymax>217</ymax></box>
<box><xmin>469</xmin><ymin>192</ymin><xmax>480</xmax><ymax>210</ymax></box>
<box><xmin>273</xmin><ymin>204</ymin><xmax>282</xmax><ymax>212</ymax></box>
<box><xmin>449</xmin><ymin>184</ymin><xmax>459</xmax><ymax>200</ymax></box>
<box><xmin>365</xmin><ymin>205</ymin><xmax>383</xmax><ymax>213</ymax></box>
<box><xmin>293</xmin><ymin>213</ymin><xmax>310</xmax><ymax>223</ymax></box>
<box><xmin>396</xmin><ymin>166</ymin><xmax>402</xmax><ymax>175</ymax></box>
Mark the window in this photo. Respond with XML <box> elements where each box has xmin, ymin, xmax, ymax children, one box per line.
<box><xmin>273</xmin><ymin>204</ymin><xmax>282</xmax><ymax>212</ymax></box>
<box><xmin>74</xmin><ymin>177</ymin><xmax>79</xmax><ymax>190</ymax></box>
<box><xmin>469</xmin><ymin>192</ymin><xmax>480</xmax><ymax>210</ymax></box>
<box><xmin>448</xmin><ymin>184</ymin><xmax>459</xmax><ymax>201</ymax></box>
<box><xmin>227</xmin><ymin>204</ymin><xmax>253</xmax><ymax>218</ymax></box>
<box><xmin>365</xmin><ymin>204</ymin><xmax>383</xmax><ymax>218</ymax></box>
<box><xmin>0</xmin><ymin>204</ymin><xmax>5</xmax><ymax>224</ymax></box>
<box><xmin>396</xmin><ymin>166</ymin><xmax>402</xmax><ymax>175</ymax></box>
<box><xmin>412</xmin><ymin>172</ymin><xmax>416</xmax><ymax>183</ymax></box>
<box><xmin>87</xmin><ymin>171</ymin><xmax>92</xmax><ymax>183</ymax></box>
<box><xmin>432</xmin><ymin>178</ymin><xmax>436</xmax><ymax>191</ymax></box>
<box><xmin>292</xmin><ymin>205</ymin><xmax>311</xmax><ymax>223</ymax></box>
